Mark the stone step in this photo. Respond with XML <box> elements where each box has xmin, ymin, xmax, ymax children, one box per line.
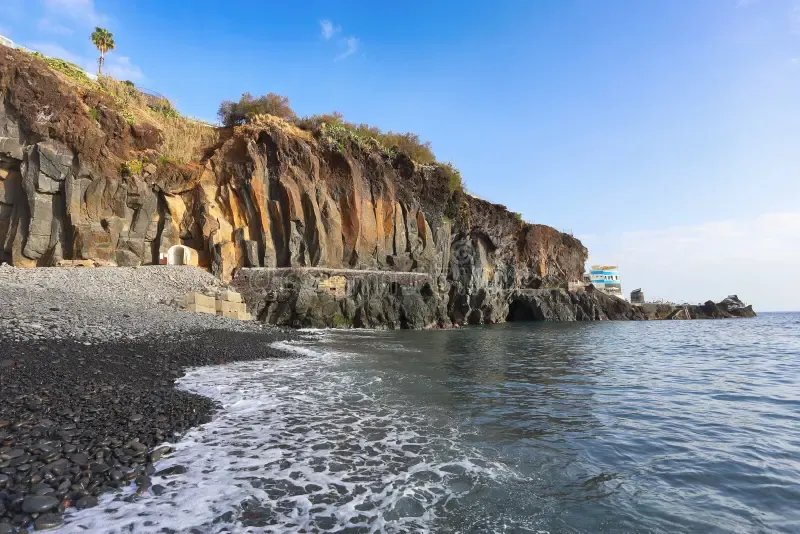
<box><xmin>184</xmin><ymin>303</ymin><xmax>215</xmax><ymax>314</ymax></box>
<box><xmin>218</xmin><ymin>309</ymin><xmax>252</xmax><ymax>321</ymax></box>
<box><xmin>184</xmin><ymin>292</ymin><xmax>215</xmax><ymax>308</ymax></box>
<box><xmin>219</xmin><ymin>290</ymin><xmax>243</xmax><ymax>303</ymax></box>
<box><xmin>215</xmin><ymin>300</ymin><xmax>246</xmax><ymax>314</ymax></box>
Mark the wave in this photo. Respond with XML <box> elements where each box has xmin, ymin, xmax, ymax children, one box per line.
<box><xmin>60</xmin><ymin>340</ymin><xmax>512</xmax><ymax>533</ymax></box>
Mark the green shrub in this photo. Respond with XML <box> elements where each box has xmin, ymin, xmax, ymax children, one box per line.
<box><xmin>119</xmin><ymin>159</ymin><xmax>144</xmax><ymax>175</ymax></box>
<box><xmin>42</xmin><ymin>57</ymin><xmax>94</xmax><ymax>86</ymax></box>
<box><xmin>87</xmin><ymin>107</ymin><xmax>99</xmax><ymax>122</ymax></box>
<box><xmin>295</xmin><ymin>111</ymin><xmax>345</xmax><ymax>132</ymax></box>
<box><xmin>149</xmin><ymin>97</ymin><xmax>180</xmax><ymax>119</ymax></box>
<box><xmin>318</xmin><ymin>120</ymin><xmax>386</xmax><ymax>155</ymax></box>
<box><xmin>218</xmin><ymin>92</ymin><xmax>296</xmax><ymax>126</ymax></box>
<box><xmin>379</xmin><ymin>132</ymin><xmax>435</xmax><ymax>163</ymax></box>
<box><xmin>122</xmin><ymin>108</ymin><xmax>136</xmax><ymax>125</ymax></box>
<box><xmin>296</xmin><ymin>112</ymin><xmax>435</xmax><ymax>163</ymax></box>
<box><xmin>97</xmin><ymin>75</ymin><xmax>146</xmax><ymax>106</ymax></box>
<box><xmin>439</xmin><ymin>162</ymin><xmax>462</xmax><ymax>194</ymax></box>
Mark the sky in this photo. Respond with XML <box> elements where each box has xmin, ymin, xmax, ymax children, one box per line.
<box><xmin>1</xmin><ymin>0</ymin><xmax>798</xmax><ymax>311</ymax></box>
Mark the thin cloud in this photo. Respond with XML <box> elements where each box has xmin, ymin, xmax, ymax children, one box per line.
<box><xmin>38</xmin><ymin>18</ymin><xmax>74</xmax><ymax>35</ymax></box>
<box><xmin>586</xmin><ymin>212</ymin><xmax>800</xmax><ymax>310</ymax></box>
<box><xmin>27</xmin><ymin>42</ymin><xmax>83</xmax><ymax>64</ymax></box>
<box><xmin>42</xmin><ymin>0</ymin><xmax>107</xmax><ymax>27</ymax></box>
<box><xmin>319</xmin><ymin>20</ymin><xmax>359</xmax><ymax>61</ymax></box>
<box><xmin>335</xmin><ymin>37</ymin><xmax>359</xmax><ymax>61</ymax></box>
<box><xmin>104</xmin><ymin>55</ymin><xmax>144</xmax><ymax>81</ymax></box>
<box><xmin>320</xmin><ymin>19</ymin><xmax>340</xmax><ymax>40</ymax></box>
<box><xmin>792</xmin><ymin>1</ymin><xmax>800</xmax><ymax>34</ymax></box>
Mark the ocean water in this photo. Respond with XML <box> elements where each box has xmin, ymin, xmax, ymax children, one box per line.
<box><xmin>63</xmin><ymin>313</ymin><xmax>800</xmax><ymax>533</ymax></box>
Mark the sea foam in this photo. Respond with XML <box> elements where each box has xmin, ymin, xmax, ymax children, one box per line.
<box><xmin>59</xmin><ymin>335</ymin><xmax>510</xmax><ymax>533</ymax></box>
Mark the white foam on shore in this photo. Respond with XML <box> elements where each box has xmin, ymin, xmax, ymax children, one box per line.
<box><xmin>59</xmin><ymin>338</ymin><xmax>511</xmax><ymax>533</ymax></box>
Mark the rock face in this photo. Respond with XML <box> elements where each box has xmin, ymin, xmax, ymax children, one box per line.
<box><xmin>0</xmin><ymin>47</ymin><xmax>589</xmax><ymax>328</ymax></box>
<box><xmin>0</xmin><ymin>47</ymin><xmax>755</xmax><ymax>328</ymax></box>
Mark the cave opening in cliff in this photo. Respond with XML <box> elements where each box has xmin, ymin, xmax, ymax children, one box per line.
<box><xmin>506</xmin><ymin>297</ymin><xmax>540</xmax><ymax>322</ymax></box>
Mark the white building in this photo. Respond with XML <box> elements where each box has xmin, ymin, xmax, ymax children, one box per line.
<box><xmin>587</xmin><ymin>265</ymin><xmax>623</xmax><ymax>298</ymax></box>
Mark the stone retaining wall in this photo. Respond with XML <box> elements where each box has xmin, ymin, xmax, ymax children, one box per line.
<box><xmin>232</xmin><ymin>267</ymin><xmax>444</xmax><ymax>329</ymax></box>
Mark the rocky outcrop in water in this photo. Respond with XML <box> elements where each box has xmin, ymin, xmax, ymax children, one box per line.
<box><xmin>680</xmin><ymin>295</ymin><xmax>757</xmax><ymax>319</ymax></box>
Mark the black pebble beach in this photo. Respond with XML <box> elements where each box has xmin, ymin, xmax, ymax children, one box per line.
<box><xmin>0</xmin><ymin>266</ymin><xmax>295</xmax><ymax>532</ymax></box>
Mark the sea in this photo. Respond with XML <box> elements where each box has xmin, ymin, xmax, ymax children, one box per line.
<box><xmin>62</xmin><ymin>313</ymin><xmax>800</xmax><ymax>533</ymax></box>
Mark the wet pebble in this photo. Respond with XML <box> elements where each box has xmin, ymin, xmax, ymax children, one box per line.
<box><xmin>75</xmin><ymin>496</ymin><xmax>98</xmax><ymax>510</ymax></box>
<box><xmin>21</xmin><ymin>495</ymin><xmax>59</xmax><ymax>514</ymax></box>
<box><xmin>33</xmin><ymin>513</ymin><xmax>64</xmax><ymax>531</ymax></box>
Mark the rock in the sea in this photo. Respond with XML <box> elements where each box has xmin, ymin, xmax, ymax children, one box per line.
<box><xmin>135</xmin><ymin>475</ymin><xmax>151</xmax><ymax>493</ymax></box>
<box><xmin>149</xmin><ymin>446</ymin><xmax>172</xmax><ymax>463</ymax></box>
<box><xmin>75</xmin><ymin>496</ymin><xmax>98</xmax><ymax>510</ymax></box>
<box><xmin>155</xmin><ymin>465</ymin><xmax>187</xmax><ymax>477</ymax></box>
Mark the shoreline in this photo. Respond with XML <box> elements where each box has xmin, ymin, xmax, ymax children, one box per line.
<box><xmin>0</xmin><ymin>266</ymin><xmax>299</xmax><ymax>531</ymax></box>
<box><xmin>0</xmin><ymin>330</ymin><xmax>297</xmax><ymax>532</ymax></box>
<box><xmin>0</xmin><ymin>265</ymin><xmax>756</xmax><ymax>531</ymax></box>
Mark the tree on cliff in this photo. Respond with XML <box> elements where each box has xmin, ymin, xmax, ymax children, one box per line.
<box><xmin>217</xmin><ymin>92</ymin><xmax>296</xmax><ymax>126</ymax></box>
<box><xmin>91</xmin><ymin>27</ymin><xmax>115</xmax><ymax>75</ymax></box>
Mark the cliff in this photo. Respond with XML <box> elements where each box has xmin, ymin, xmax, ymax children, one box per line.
<box><xmin>0</xmin><ymin>46</ymin><xmax>588</xmax><ymax>327</ymax></box>
<box><xmin>0</xmin><ymin>47</ymin><xmax>753</xmax><ymax>328</ymax></box>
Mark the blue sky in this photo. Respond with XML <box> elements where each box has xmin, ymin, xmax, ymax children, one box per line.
<box><xmin>1</xmin><ymin>0</ymin><xmax>799</xmax><ymax>310</ymax></box>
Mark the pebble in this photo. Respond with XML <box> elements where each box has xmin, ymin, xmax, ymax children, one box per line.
<box><xmin>89</xmin><ymin>462</ymin><xmax>110</xmax><ymax>474</ymax></box>
<box><xmin>34</xmin><ymin>513</ymin><xmax>64</xmax><ymax>531</ymax></box>
<box><xmin>0</xmin><ymin>266</ymin><xmax>295</xmax><ymax>529</ymax></box>
<box><xmin>155</xmin><ymin>465</ymin><xmax>187</xmax><ymax>477</ymax></box>
<box><xmin>21</xmin><ymin>495</ymin><xmax>59</xmax><ymax>514</ymax></box>
<box><xmin>135</xmin><ymin>475</ymin><xmax>151</xmax><ymax>494</ymax></box>
<box><xmin>68</xmin><ymin>454</ymin><xmax>88</xmax><ymax>467</ymax></box>
<box><xmin>75</xmin><ymin>496</ymin><xmax>98</xmax><ymax>510</ymax></box>
<box><xmin>149</xmin><ymin>446</ymin><xmax>172</xmax><ymax>463</ymax></box>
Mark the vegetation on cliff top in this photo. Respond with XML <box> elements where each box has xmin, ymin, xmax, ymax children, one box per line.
<box><xmin>217</xmin><ymin>91</ymin><xmax>474</xmax><ymax>229</ymax></box>
<box><xmin>23</xmin><ymin>40</ymin><xmax>475</xmax><ymax>223</ymax></box>
<box><xmin>218</xmin><ymin>93</ymin><xmax>438</xmax><ymax>165</ymax></box>
<box><xmin>96</xmin><ymin>75</ymin><xmax>216</xmax><ymax>163</ymax></box>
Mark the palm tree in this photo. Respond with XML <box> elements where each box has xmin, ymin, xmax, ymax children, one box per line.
<box><xmin>91</xmin><ymin>27</ymin><xmax>115</xmax><ymax>75</ymax></box>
